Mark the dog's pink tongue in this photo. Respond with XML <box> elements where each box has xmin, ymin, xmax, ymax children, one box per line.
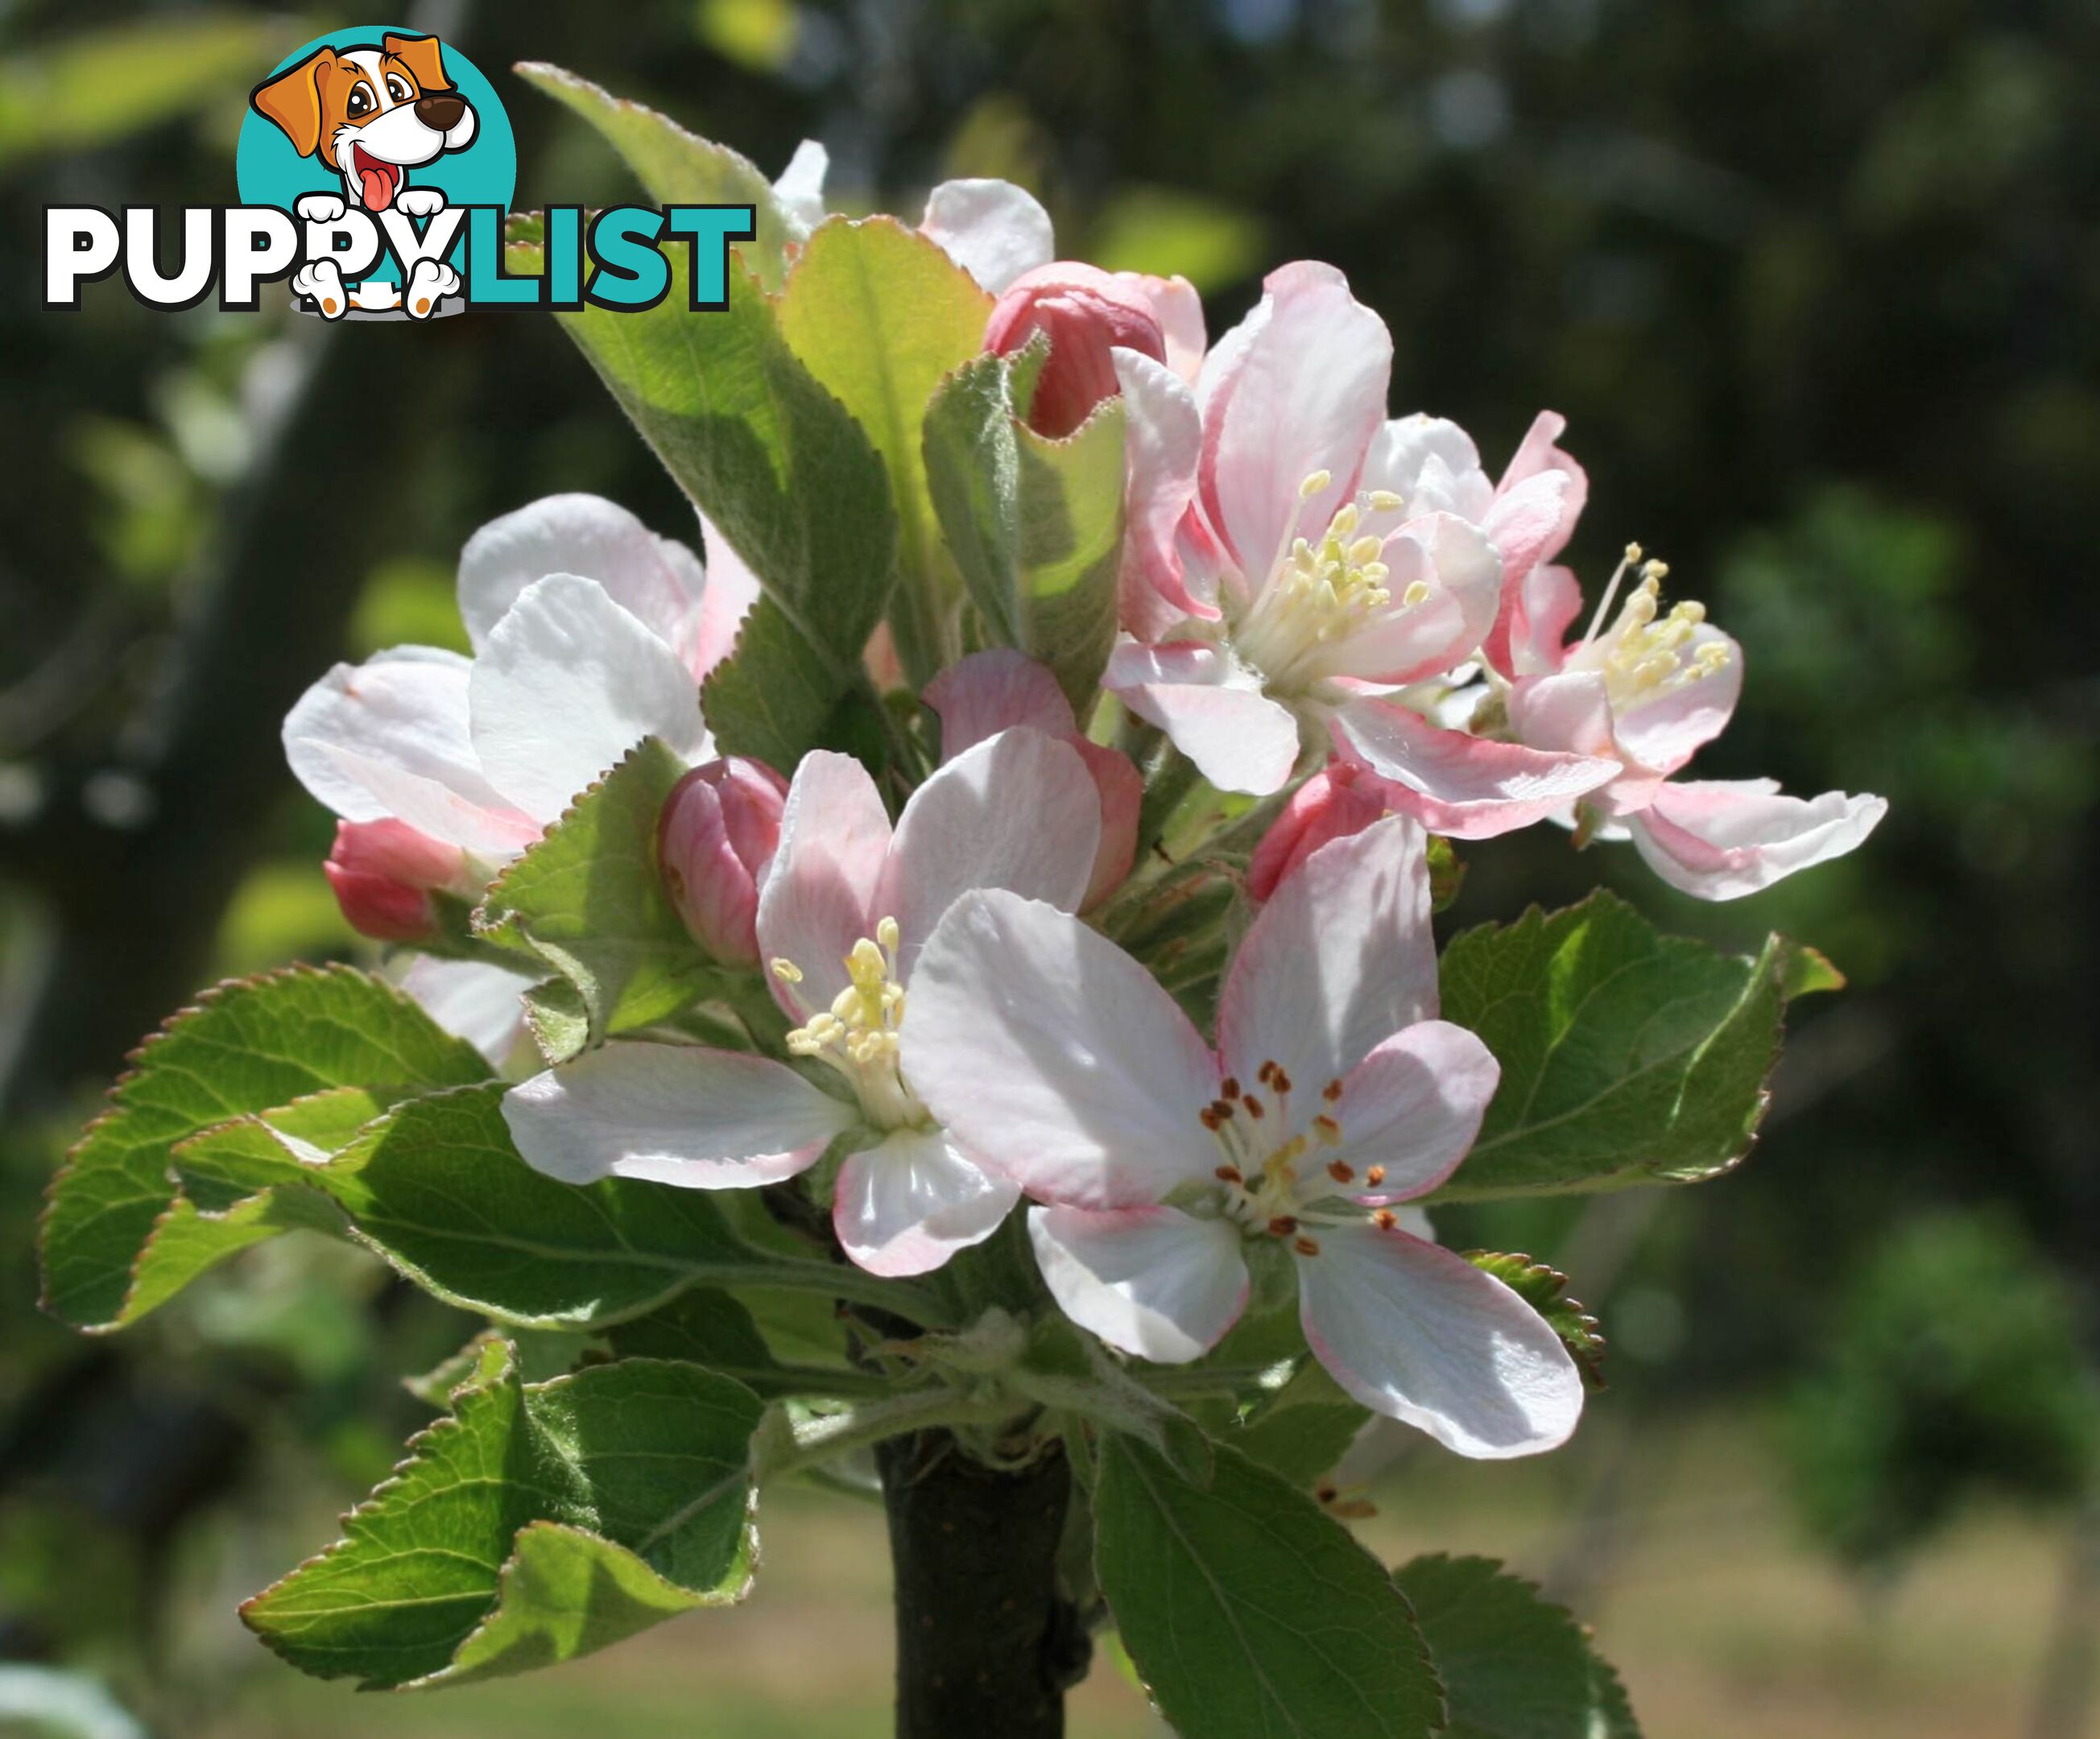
<box><xmin>360</xmin><ymin>167</ymin><xmax>394</xmax><ymax>212</ymax></box>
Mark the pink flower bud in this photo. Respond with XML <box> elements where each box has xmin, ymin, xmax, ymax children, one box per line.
<box><xmin>659</xmin><ymin>757</ymin><xmax>790</xmax><ymax>968</ymax></box>
<box><xmin>1246</xmin><ymin>765</ymin><xmax>1387</xmax><ymax>903</ymax></box>
<box><xmin>325</xmin><ymin>819</ymin><xmax>472</xmax><ymax>944</ymax></box>
<box><xmin>984</xmin><ymin>262</ymin><xmax>1168</xmax><ymax>438</ymax></box>
<box><xmin>1073</xmin><ymin>739</ymin><xmax>1143</xmax><ymax>911</ymax></box>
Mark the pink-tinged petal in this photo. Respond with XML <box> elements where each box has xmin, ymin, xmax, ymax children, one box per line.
<box><xmin>397</xmin><ymin>956</ymin><xmax>536</xmax><ymax>1068</ymax></box>
<box><xmin>923</xmin><ymin>649</ymin><xmax>1077</xmax><ymax>758</ymax></box>
<box><xmin>284</xmin><ymin>646</ymin><xmax>518</xmax><ymax>832</ymax></box>
<box><xmin>1507</xmin><ymin>670</ymin><xmax>1618</xmax><ymax>760</ymax></box>
<box><xmin>1506</xmin><ymin>562</ymin><xmax>1582</xmax><ymax>679</ymax></box>
<box><xmin>1323</xmin><ymin>513</ymin><xmax>1503</xmax><ymax>684</ymax></box>
<box><xmin>1299</xmin><ymin>1222</ymin><xmax>1583</xmax><ymax>1458</ymax></box>
<box><xmin>1029</xmin><ymin>1206</ymin><xmax>1249</xmax><ymax>1363</ymax></box>
<box><xmin>756</xmin><ymin>750</ymin><xmax>893</xmax><ymax>1018</ymax></box>
<box><xmin>1103</xmin><ymin>638</ymin><xmax>1300</xmax><ymax>795</ymax></box>
<box><xmin>920</xmin><ymin>179</ymin><xmax>1053</xmax><ymax>295</ymax></box>
<box><xmin>1072</xmin><ymin>738</ymin><xmax>1143</xmax><ymax>909</ymax></box>
<box><xmin>692</xmin><ymin>515</ymin><xmax>763</xmax><ymax>679</ymax></box>
<box><xmin>1245</xmin><ymin>764</ymin><xmax>1387</xmax><ymax>903</ymax></box>
<box><xmin>317</xmin><ymin>750</ymin><xmax>541</xmax><ymax>857</ymax></box>
<box><xmin>833</xmin><ymin>1128</ymin><xmax>1020</xmax><ymax>1277</ymax></box>
<box><xmin>904</xmin><ymin>890</ymin><xmax>1222</xmax><ymax>1208</ymax></box>
<box><xmin>771</xmin><ymin>138</ymin><xmax>828</xmax><ymax>242</ymax></box>
<box><xmin>1201</xmin><ymin>262</ymin><xmax>1392</xmax><ymax>580</ymax></box>
<box><xmin>503</xmin><ymin>1043</ymin><xmax>853</xmax><ymax>1189</ymax></box>
<box><xmin>1218</xmin><ymin>813</ymin><xmax>1436</xmax><ymax>1097</ymax></box>
<box><xmin>1112</xmin><ymin>348</ymin><xmax>1211</xmax><ymax>635</ymax></box>
<box><xmin>469</xmin><ymin>574</ymin><xmax>711</xmax><ymax>825</ymax></box>
<box><xmin>1329</xmin><ymin>1022</ymin><xmax>1500</xmax><ymax>1202</ymax></box>
<box><xmin>1479</xmin><ymin>414</ymin><xmax>1586</xmax><ymax>671</ymax></box>
<box><xmin>1607</xmin><ymin>626</ymin><xmax>1743</xmax><ymax>775</ymax></box>
<box><xmin>1628</xmin><ymin>779</ymin><xmax>1888</xmax><ymax>901</ymax></box>
<box><xmin>1118</xmin><ymin>272</ymin><xmax>1207</xmax><ymax>383</ymax></box>
<box><xmin>1331</xmin><ymin>696</ymin><xmax>1620</xmax><ymax>841</ymax></box>
<box><xmin>457</xmin><ymin>494</ymin><xmax>701</xmax><ymax>665</ymax></box>
<box><xmin>878</xmin><ymin>728</ymin><xmax>1099</xmax><ymax>981</ymax></box>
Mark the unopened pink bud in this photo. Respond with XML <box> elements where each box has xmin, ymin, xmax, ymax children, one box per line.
<box><xmin>659</xmin><ymin>757</ymin><xmax>789</xmax><ymax>968</ymax></box>
<box><xmin>325</xmin><ymin>819</ymin><xmax>471</xmax><ymax>943</ymax></box>
<box><xmin>1073</xmin><ymin>740</ymin><xmax>1143</xmax><ymax>911</ymax></box>
<box><xmin>985</xmin><ymin>262</ymin><xmax>1168</xmax><ymax>438</ymax></box>
<box><xmin>1246</xmin><ymin>766</ymin><xmax>1387</xmax><ymax>903</ymax></box>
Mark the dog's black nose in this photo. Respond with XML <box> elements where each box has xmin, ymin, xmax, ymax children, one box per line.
<box><xmin>416</xmin><ymin>93</ymin><xmax>466</xmax><ymax>130</ymax></box>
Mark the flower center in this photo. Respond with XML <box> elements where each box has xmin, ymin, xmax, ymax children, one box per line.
<box><xmin>1233</xmin><ymin>470</ymin><xmax>1426</xmax><ymax>692</ymax></box>
<box><xmin>1569</xmin><ymin>543</ymin><xmax>1731</xmax><ymax>715</ymax></box>
<box><xmin>1195</xmin><ymin>1057</ymin><xmax>1400</xmax><ymax>1257</ymax></box>
<box><xmin>773</xmin><ymin>917</ymin><xmax>926</xmax><ymax>1130</ymax></box>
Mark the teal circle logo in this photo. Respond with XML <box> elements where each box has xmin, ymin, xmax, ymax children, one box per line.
<box><xmin>237</xmin><ymin>27</ymin><xmax>514</xmax><ymax>296</ymax></box>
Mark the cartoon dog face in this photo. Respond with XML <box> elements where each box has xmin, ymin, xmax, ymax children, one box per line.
<box><xmin>250</xmin><ymin>33</ymin><xmax>477</xmax><ymax>213</ymax></box>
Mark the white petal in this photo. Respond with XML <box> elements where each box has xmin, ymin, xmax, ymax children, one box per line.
<box><xmin>1029</xmin><ymin>1205</ymin><xmax>1249</xmax><ymax>1363</ymax></box>
<box><xmin>1629</xmin><ymin>780</ymin><xmax>1888</xmax><ymax>901</ymax></box>
<box><xmin>771</xmin><ymin>138</ymin><xmax>829</xmax><ymax>242</ymax></box>
<box><xmin>1322</xmin><ymin>514</ymin><xmax>1503</xmax><ymax>684</ymax></box>
<box><xmin>457</xmin><ymin>494</ymin><xmax>702</xmax><ymax>664</ymax></box>
<box><xmin>1299</xmin><ymin>1222</ymin><xmax>1583</xmax><ymax>1458</ymax></box>
<box><xmin>283</xmin><ymin>646</ymin><xmax>519</xmax><ymax>832</ymax></box>
<box><xmin>832</xmin><ymin>1128</ymin><xmax>1019</xmax><ymax>1278</ymax></box>
<box><xmin>877</xmin><ymin>728</ymin><xmax>1099</xmax><ymax>981</ymax></box>
<box><xmin>1217</xmin><ymin>814</ymin><xmax>1437</xmax><ymax>1099</ymax></box>
<box><xmin>1358</xmin><ymin>414</ymin><xmax>1489</xmax><ymax>523</ymax></box>
<box><xmin>502</xmin><ymin>1043</ymin><xmax>852</xmax><ymax>1188</ymax></box>
<box><xmin>396</xmin><ymin>956</ymin><xmax>535</xmax><ymax>1068</ymax></box>
<box><xmin>692</xmin><ymin>514</ymin><xmax>763</xmax><ymax>679</ymax></box>
<box><xmin>1102</xmin><ymin>638</ymin><xmax>1300</xmax><ymax>795</ymax></box>
<box><xmin>920</xmin><ymin>179</ymin><xmax>1053</xmax><ymax>295</ymax></box>
<box><xmin>318</xmin><ymin>749</ymin><xmax>540</xmax><ymax>856</ymax></box>
<box><xmin>903</xmin><ymin>890</ymin><xmax>1222</xmax><ymax>1208</ymax></box>
<box><xmin>469</xmin><ymin>573</ymin><xmax>710</xmax><ymax>824</ymax></box>
<box><xmin>922</xmin><ymin>650</ymin><xmax>1077</xmax><ymax>759</ymax></box>
<box><xmin>755</xmin><ymin>750</ymin><xmax>893</xmax><ymax>1018</ymax></box>
<box><xmin>1329</xmin><ymin>1022</ymin><xmax>1500</xmax><ymax>1202</ymax></box>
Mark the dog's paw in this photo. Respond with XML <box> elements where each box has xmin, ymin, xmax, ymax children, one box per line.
<box><xmin>295</xmin><ymin>193</ymin><xmax>348</xmax><ymax>225</ymax></box>
<box><xmin>403</xmin><ymin>258</ymin><xmax>461</xmax><ymax>319</ymax></box>
<box><xmin>395</xmin><ymin>187</ymin><xmax>448</xmax><ymax>220</ymax></box>
<box><xmin>290</xmin><ymin>259</ymin><xmax>348</xmax><ymax>320</ymax></box>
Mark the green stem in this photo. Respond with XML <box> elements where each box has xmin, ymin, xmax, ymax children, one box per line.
<box><xmin>754</xmin><ymin>1257</ymin><xmax>959</xmax><ymax>1329</ymax></box>
<box><xmin>759</xmin><ymin>1386</ymin><xmax>1015</xmax><ymax>1483</ymax></box>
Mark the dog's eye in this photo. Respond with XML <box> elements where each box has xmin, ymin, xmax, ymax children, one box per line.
<box><xmin>345</xmin><ymin>84</ymin><xmax>372</xmax><ymax>117</ymax></box>
<box><xmin>386</xmin><ymin>75</ymin><xmax>412</xmax><ymax>104</ymax></box>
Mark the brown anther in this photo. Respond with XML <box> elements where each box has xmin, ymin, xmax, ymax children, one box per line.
<box><xmin>1210</xmin><ymin>1099</ymin><xmax>1235</xmax><ymax>1120</ymax></box>
<box><xmin>1293</xmin><ymin>1234</ymin><xmax>1321</xmax><ymax>1257</ymax></box>
<box><xmin>1257</xmin><ymin>1060</ymin><xmax>1278</xmax><ymax>1086</ymax></box>
<box><xmin>1243</xmin><ymin>1095</ymin><xmax>1266</xmax><ymax>1120</ymax></box>
<box><xmin>1266</xmin><ymin>1215</ymin><xmax>1298</xmax><ymax>1237</ymax></box>
<box><xmin>1314</xmin><ymin>1113</ymin><xmax>1341</xmax><ymax>1139</ymax></box>
<box><xmin>1200</xmin><ymin>1107</ymin><xmax>1222</xmax><ymax>1131</ymax></box>
<box><xmin>1273</xmin><ymin>1068</ymin><xmax>1294</xmax><ymax>1095</ymax></box>
<box><xmin>1373</xmin><ymin>1209</ymin><xmax>1397</xmax><ymax>1230</ymax></box>
<box><xmin>1322</xmin><ymin>1078</ymin><xmax>1344</xmax><ymax>1102</ymax></box>
<box><xmin>1316</xmin><ymin>1482</ymin><xmax>1338</xmax><ymax>1505</ymax></box>
<box><xmin>1214</xmin><ymin>1164</ymin><xmax>1243</xmax><ymax>1183</ymax></box>
<box><xmin>1220</xmin><ymin>1076</ymin><xmax>1242</xmax><ymax>1099</ymax></box>
<box><xmin>1366</xmin><ymin>1164</ymin><xmax>1387</xmax><ymax>1185</ymax></box>
<box><xmin>1327</xmin><ymin>1159</ymin><xmax>1355</xmax><ymax>1183</ymax></box>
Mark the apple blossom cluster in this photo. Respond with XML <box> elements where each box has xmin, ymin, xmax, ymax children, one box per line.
<box><xmin>278</xmin><ymin>155</ymin><xmax>1883</xmax><ymax>1465</ymax></box>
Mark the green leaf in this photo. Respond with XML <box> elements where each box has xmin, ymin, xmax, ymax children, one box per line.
<box><xmin>1096</xmin><ymin>1437</ymin><xmax>1443</xmax><ymax>1739</ymax></box>
<box><xmin>923</xmin><ymin>349</ymin><xmax>1129</xmax><ymax>708</ymax></box>
<box><xmin>39</xmin><ymin>965</ymin><xmax>488</xmax><ymax>1331</ymax></box>
<box><xmin>513</xmin><ymin>62</ymin><xmax>794</xmax><ymax>290</ymax></box>
<box><xmin>1393</xmin><ymin>1555</ymin><xmax>1640</xmax><ymax>1739</ymax></box>
<box><xmin>1225</xmin><ymin>1358</ymin><xmax>1372</xmax><ymax>1489</ymax></box>
<box><xmin>1430</xmin><ymin>891</ymin><xmax>1813</xmax><ymax>1201</ymax></box>
<box><xmin>1464</xmin><ymin>1255</ymin><xmax>1606</xmax><ymax>1390</ymax></box>
<box><xmin>473</xmin><ymin>738</ymin><xmax>710</xmax><ymax>1055</ymax></box>
<box><xmin>505</xmin><ymin>228</ymin><xmax>897</xmax><ymax>766</ymax></box>
<box><xmin>777</xmin><ymin>217</ymin><xmax>992</xmax><ymax>683</ymax></box>
<box><xmin>242</xmin><ymin>1341</ymin><xmax>763</xmax><ymax>1688</ymax></box>
<box><xmin>606</xmin><ymin>1287</ymin><xmax>789</xmax><ymax>1394</ymax></box>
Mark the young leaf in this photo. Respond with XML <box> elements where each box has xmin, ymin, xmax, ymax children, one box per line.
<box><xmin>1464</xmin><ymin>1255</ymin><xmax>1606</xmax><ymax>1390</ymax></box>
<box><xmin>1095</xmin><ymin>1437</ymin><xmax>1444</xmax><ymax>1739</ymax></box>
<box><xmin>513</xmin><ymin>62</ymin><xmax>795</xmax><ymax>289</ymax></box>
<box><xmin>473</xmin><ymin>737</ymin><xmax>711</xmax><ymax>1055</ymax></box>
<box><xmin>242</xmin><ymin>1340</ymin><xmax>763</xmax><ymax>1688</ymax></box>
<box><xmin>605</xmin><ymin>1287</ymin><xmax>790</xmax><ymax>1394</ymax></box>
<box><xmin>502</xmin><ymin>229</ymin><xmax>897</xmax><ymax>766</ymax></box>
<box><xmin>39</xmin><ymin>965</ymin><xmax>487</xmax><ymax>1331</ymax></box>
<box><xmin>1392</xmin><ymin>1555</ymin><xmax>1640</xmax><ymax>1738</ymax></box>
<box><xmin>923</xmin><ymin>349</ymin><xmax>1128</xmax><ymax>708</ymax></box>
<box><xmin>776</xmin><ymin>217</ymin><xmax>992</xmax><ymax>681</ymax></box>
<box><xmin>1430</xmin><ymin>891</ymin><xmax>1814</xmax><ymax>1201</ymax></box>
<box><xmin>1224</xmin><ymin>1357</ymin><xmax>1372</xmax><ymax>1489</ymax></box>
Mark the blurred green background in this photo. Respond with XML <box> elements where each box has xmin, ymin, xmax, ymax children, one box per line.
<box><xmin>3</xmin><ymin>0</ymin><xmax>2098</xmax><ymax>1733</ymax></box>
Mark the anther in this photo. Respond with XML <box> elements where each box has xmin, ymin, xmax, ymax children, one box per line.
<box><xmin>1298</xmin><ymin>469</ymin><xmax>1333</xmax><ymax>499</ymax></box>
<box><xmin>1214</xmin><ymin>1164</ymin><xmax>1243</xmax><ymax>1183</ymax></box>
<box><xmin>1293</xmin><ymin>1235</ymin><xmax>1322</xmax><ymax>1257</ymax></box>
<box><xmin>1313</xmin><ymin>1114</ymin><xmax>1342</xmax><ymax>1142</ymax></box>
<box><xmin>1267</xmin><ymin>1215</ymin><xmax>1298</xmax><ymax>1237</ymax></box>
<box><xmin>1200</xmin><ymin>1107</ymin><xmax>1222</xmax><ymax>1132</ymax></box>
<box><xmin>1322</xmin><ymin>1079</ymin><xmax>1344</xmax><ymax>1102</ymax></box>
<box><xmin>1365</xmin><ymin>1164</ymin><xmax>1386</xmax><ymax>1185</ymax></box>
<box><xmin>1220</xmin><ymin>1076</ymin><xmax>1241</xmax><ymax>1100</ymax></box>
<box><xmin>1373</xmin><ymin>1209</ymin><xmax>1397</xmax><ymax>1230</ymax></box>
<box><xmin>1327</xmin><ymin>1158</ymin><xmax>1354</xmax><ymax>1183</ymax></box>
<box><xmin>1368</xmin><ymin>489</ymin><xmax>1405</xmax><ymax>513</ymax></box>
<box><xmin>1242</xmin><ymin>1095</ymin><xmax>1266</xmax><ymax>1120</ymax></box>
<box><xmin>771</xmin><ymin>958</ymin><xmax>803</xmax><ymax>983</ymax></box>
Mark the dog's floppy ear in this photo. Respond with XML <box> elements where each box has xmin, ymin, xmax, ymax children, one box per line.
<box><xmin>382</xmin><ymin>32</ymin><xmax>453</xmax><ymax>93</ymax></box>
<box><xmin>250</xmin><ymin>48</ymin><xmax>336</xmax><ymax>159</ymax></box>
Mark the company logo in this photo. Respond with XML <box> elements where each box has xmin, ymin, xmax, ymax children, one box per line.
<box><xmin>45</xmin><ymin>25</ymin><xmax>754</xmax><ymax>321</ymax></box>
